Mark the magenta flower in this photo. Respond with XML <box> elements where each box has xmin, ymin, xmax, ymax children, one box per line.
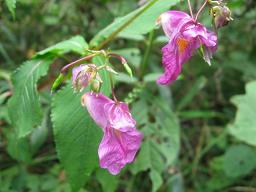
<box><xmin>82</xmin><ymin>93</ymin><xmax>143</xmax><ymax>175</ymax></box>
<box><xmin>157</xmin><ymin>11</ymin><xmax>218</xmax><ymax>85</ymax></box>
<box><xmin>72</xmin><ymin>64</ymin><xmax>99</xmax><ymax>92</ymax></box>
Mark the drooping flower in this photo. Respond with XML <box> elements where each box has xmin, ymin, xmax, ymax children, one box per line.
<box><xmin>82</xmin><ymin>93</ymin><xmax>143</xmax><ymax>175</ymax></box>
<box><xmin>72</xmin><ymin>64</ymin><xmax>101</xmax><ymax>92</ymax></box>
<box><xmin>157</xmin><ymin>11</ymin><xmax>218</xmax><ymax>85</ymax></box>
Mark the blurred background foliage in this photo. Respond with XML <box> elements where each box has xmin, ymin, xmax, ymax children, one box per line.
<box><xmin>0</xmin><ymin>0</ymin><xmax>256</xmax><ymax>191</ymax></box>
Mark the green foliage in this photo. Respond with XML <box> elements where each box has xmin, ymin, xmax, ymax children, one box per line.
<box><xmin>96</xmin><ymin>169</ymin><xmax>118</xmax><ymax>192</ymax></box>
<box><xmin>229</xmin><ymin>81</ymin><xmax>256</xmax><ymax>146</ymax></box>
<box><xmin>37</xmin><ymin>36</ymin><xmax>88</xmax><ymax>56</ymax></box>
<box><xmin>8</xmin><ymin>58</ymin><xmax>53</xmax><ymax>137</ymax></box>
<box><xmin>223</xmin><ymin>144</ymin><xmax>256</xmax><ymax>178</ymax></box>
<box><xmin>51</xmin><ymin>85</ymin><xmax>101</xmax><ymax>191</ymax></box>
<box><xmin>5</xmin><ymin>0</ymin><xmax>16</xmax><ymax>18</ymax></box>
<box><xmin>8</xmin><ymin>36</ymin><xmax>88</xmax><ymax>137</ymax></box>
<box><xmin>131</xmin><ymin>94</ymin><xmax>180</xmax><ymax>192</ymax></box>
<box><xmin>90</xmin><ymin>0</ymin><xmax>179</xmax><ymax>48</ymax></box>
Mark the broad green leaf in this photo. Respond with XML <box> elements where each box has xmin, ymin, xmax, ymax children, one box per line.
<box><xmin>228</xmin><ymin>81</ymin><xmax>256</xmax><ymax>146</ymax></box>
<box><xmin>36</xmin><ymin>35</ymin><xmax>88</xmax><ymax>56</ymax></box>
<box><xmin>223</xmin><ymin>145</ymin><xmax>256</xmax><ymax>178</ymax></box>
<box><xmin>8</xmin><ymin>57</ymin><xmax>53</xmax><ymax>137</ymax></box>
<box><xmin>51</xmin><ymin>85</ymin><xmax>101</xmax><ymax>192</ymax></box>
<box><xmin>5</xmin><ymin>0</ymin><xmax>16</xmax><ymax>18</ymax></box>
<box><xmin>89</xmin><ymin>0</ymin><xmax>179</xmax><ymax>48</ymax></box>
<box><xmin>8</xmin><ymin>36</ymin><xmax>88</xmax><ymax>137</ymax></box>
<box><xmin>122</xmin><ymin>0</ymin><xmax>179</xmax><ymax>35</ymax></box>
<box><xmin>96</xmin><ymin>169</ymin><xmax>118</xmax><ymax>192</ymax></box>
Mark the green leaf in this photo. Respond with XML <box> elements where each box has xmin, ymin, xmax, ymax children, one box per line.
<box><xmin>8</xmin><ymin>36</ymin><xmax>88</xmax><ymax>137</ymax></box>
<box><xmin>228</xmin><ymin>81</ymin><xmax>256</xmax><ymax>146</ymax></box>
<box><xmin>150</xmin><ymin>170</ymin><xmax>163</xmax><ymax>192</ymax></box>
<box><xmin>223</xmin><ymin>144</ymin><xmax>256</xmax><ymax>178</ymax></box>
<box><xmin>5</xmin><ymin>0</ymin><xmax>16</xmax><ymax>18</ymax></box>
<box><xmin>36</xmin><ymin>36</ymin><xmax>88</xmax><ymax>56</ymax></box>
<box><xmin>96</xmin><ymin>169</ymin><xmax>118</xmax><ymax>192</ymax></box>
<box><xmin>51</xmin><ymin>85</ymin><xmax>101</xmax><ymax>191</ymax></box>
<box><xmin>8</xmin><ymin>57</ymin><xmax>53</xmax><ymax>137</ymax></box>
<box><xmin>89</xmin><ymin>0</ymin><xmax>179</xmax><ymax>48</ymax></box>
<box><xmin>6</xmin><ymin>131</ymin><xmax>31</xmax><ymax>163</ymax></box>
<box><xmin>122</xmin><ymin>0</ymin><xmax>179</xmax><ymax>35</ymax></box>
<box><xmin>176</xmin><ymin>76</ymin><xmax>207</xmax><ymax>111</ymax></box>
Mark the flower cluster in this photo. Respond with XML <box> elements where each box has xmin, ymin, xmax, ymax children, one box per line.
<box><xmin>70</xmin><ymin>55</ymin><xmax>143</xmax><ymax>175</ymax></box>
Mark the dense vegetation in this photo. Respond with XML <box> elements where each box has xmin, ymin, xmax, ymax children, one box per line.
<box><xmin>0</xmin><ymin>0</ymin><xmax>256</xmax><ymax>191</ymax></box>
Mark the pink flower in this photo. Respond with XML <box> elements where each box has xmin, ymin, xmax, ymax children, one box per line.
<box><xmin>72</xmin><ymin>64</ymin><xmax>98</xmax><ymax>92</ymax></box>
<box><xmin>82</xmin><ymin>93</ymin><xmax>143</xmax><ymax>175</ymax></box>
<box><xmin>157</xmin><ymin>11</ymin><xmax>218</xmax><ymax>85</ymax></box>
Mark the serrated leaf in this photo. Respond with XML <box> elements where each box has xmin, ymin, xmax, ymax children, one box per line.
<box><xmin>8</xmin><ymin>36</ymin><xmax>88</xmax><ymax>137</ymax></box>
<box><xmin>89</xmin><ymin>0</ymin><xmax>179</xmax><ymax>48</ymax></box>
<box><xmin>228</xmin><ymin>81</ymin><xmax>256</xmax><ymax>146</ymax></box>
<box><xmin>223</xmin><ymin>144</ymin><xmax>256</xmax><ymax>178</ymax></box>
<box><xmin>51</xmin><ymin>85</ymin><xmax>101</xmax><ymax>191</ymax></box>
<box><xmin>5</xmin><ymin>0</ymin><xmax>16</xmax><ymax>18</ymax></box>
<box><xmin>8</xmin><ymin>57</ymin><xmax>53</xmax><ymax>137</ymax></box>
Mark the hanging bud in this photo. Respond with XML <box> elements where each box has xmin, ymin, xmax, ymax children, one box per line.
<box><xmin>211</xmin><ymin>4</ymin><xmax>233</xmax><ymax>29</ymax></box>
<box><xmin>90</xmin><ymin>79</ymin><xmax>102</xmax><ymax>93</ymax></box>
<box><xmin>72</xmin><ymin>64</ymin><xmax>98</xmax><ymax>92</ymax></box>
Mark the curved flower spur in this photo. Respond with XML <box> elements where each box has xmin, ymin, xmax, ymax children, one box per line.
<box><xmin>53</xmin><ymin>50</ymin><xmax>143</xmax><ymax>175</ymax></box>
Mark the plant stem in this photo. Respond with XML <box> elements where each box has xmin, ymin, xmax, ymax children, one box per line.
<box><xmin>140</xmin><ymin>30</ymin><xmax>155</xmax><ymax>79</ymax></box>
<box><xmin>195</xmin><ymin>0</ymin><xmax>208</xmax><ymax>21</ymax></box>
<box><xmin>108</xmin><ymin>72</ymin><xmax>118</xmax><ymax>102</ymax></box>
<box><xmin>95</xmin><ymin>0</ymin><xmax>159</xmax><ymax>50</ymax></box>
<box><xmin>187</xmin><ymin>0</ymin><xmax>194</xmax><ymax>19</ymax></box>
<box><xmin>60</xmin><ymin>54</ymin><xmax>96</xmax><ymax>74</ymax></box>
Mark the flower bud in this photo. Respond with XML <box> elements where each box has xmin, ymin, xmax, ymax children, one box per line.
<box><xmin>212</xmin><ymin>5</ymin><xmax>233</xmax><ymax>28</ymax></box>
<box><xmin>72</xmin><ymin>64</ymin><xmax>97</xmax><ymax>92</ymax></box>
<box><xmin>90</xmin><ymin>79</ymin><xmax>102</xmax><ymax>93</ymax></box>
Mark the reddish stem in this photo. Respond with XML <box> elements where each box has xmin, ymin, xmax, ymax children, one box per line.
<box><xmin>195</xmin><ymin>0</ymin><xmax>208</xmax><ymax>21</ymax></box>
<box><xmin>108</xmin><ymin>53</ymin><xmax>128</xmax><ymax>65</ymax></box>
<box><xmin>187</xmin><ymin>0</ymin><xmax>194</xmax><ymax>19</ymax></box>
<box><xmin>60</xmin><ymin>54</ymin><xmax>95</xmax><ymax>74</ymax></box>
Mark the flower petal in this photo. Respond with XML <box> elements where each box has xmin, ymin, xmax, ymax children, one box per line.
<box><xmin>157</xmin><ymin>43</ymin><xmax>181</xmax><ymax>85</ymax></box>
<box><xmin>159</xmin><ymin>11</ymin><xmax>191</xmax><ymax>39</ymax></box>
<box><xmin>104</xmin><ymin>102</ymin><xmax>136</xmax><ymax>131</ymax></box>
<box><xmin>98</xmin><ymin>127</ymin><xmax>143</xmax><ymax>175</ymax></box>
<box><xmin>82</xmin><ymin>93</ymin><xmax>114</xmax><ymax>129</ymax></box>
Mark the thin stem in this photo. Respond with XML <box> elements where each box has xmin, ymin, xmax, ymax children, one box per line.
<box><xmin>187</xmin><ymin>0</ymin><xmax>194</xmax><ymax>19</ymax></box>
<box><xmin>140</xmin><ymin>30</ymin><xmax>155</xmax><ymax>79</ymax></box>
<box><xmin>108</xmin><ymin>53</ymin><xmax>128</xmax><ymax>65</ymax></box>
<box><xmin>195</xmin><ymin>0</ymin><xmax>208</xmax><ymax>21</ymax></box>
<box><xmin>60</xmin><ymin>54</ymin><xmax>96</xmax><ymax>74</ymax></box>
<box><xmin>108</xmin><ymin>72</ymin><xmax>118</xmax><ymax>102</ymax></box>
